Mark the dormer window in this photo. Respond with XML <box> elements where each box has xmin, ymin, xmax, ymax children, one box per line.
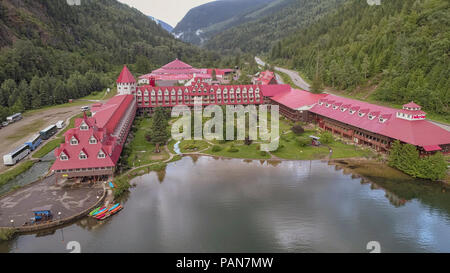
<box><xmin>60</xmin><ymin>152</ymin><xmax>68</xmax><ymax>161</ymax></box>
<box><xmin>79</xmin><ymin>151</ymin><xmax>87</xmax><ymax>160</ymax></box>
<box><xmin>70</xmin><ymin>136</ymin><xmax>79</xmax><ymax>145</ymax></box>
<box><xmin>340</xmin><ymin>107</ymin><xmax>347</xmax><ymax>112</ymax></box>
<box><xmin>379</xmin><ymin>117</ymin><xmax>387</xmax><ymax>123</ymax></box>
<box><xmin>80</xmin><ymin>121</ymin><xmax>89</xmax><ymax>130</ymax></box>
<box><xmin>318</xmin><ymin>101</ymin><xmax>324</xmax><ymax>106</ymax></box>
<box><xmin>98</xmin><ymin>150</ymin><xmax>106</xmax><ymax>159</ymax></box>
<box><xmin>325</xmin><ymin>103</ymin><xmax>331</xmax><ymax>108</ymax></box>
<box><xmin>349</xmin><ymin>110</ymin><xmax>355</xmax><ymax>114</ymax></box>
<box><xmin>89</xmin><ymin>136</ymin><xmax>97</xmax><ymax>144</ymax></box>
<box><xmin>333</xmin><ymin>105</ymin><xmax>339</xmax><ymax>110</ymax></box>
<box><xmin>368</xmin><ymin>114</ymin><xmax>375</xmax><ymax>120</ymax></box>
<box><xmin>358</xmin><ymin>111</ymin><xmax>365</xmax><ymax>117</ymax></box>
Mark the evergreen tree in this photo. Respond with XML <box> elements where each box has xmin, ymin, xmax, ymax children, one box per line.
<box><xmin>148</xmin><ymin>107</ymin><xmax>170</xmax><ymax>153</ymax></box>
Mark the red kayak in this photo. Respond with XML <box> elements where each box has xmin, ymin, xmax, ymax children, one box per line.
<box><xmin>110</xmin><ymin>205</ymin><xmax>123</xmax><ymax>215</ymax></box>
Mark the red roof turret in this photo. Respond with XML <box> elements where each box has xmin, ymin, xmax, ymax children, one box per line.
<box><xmin>116</xmin><ymin>65</ymin><xmax>136</xmax><ymax>83</ymax></box>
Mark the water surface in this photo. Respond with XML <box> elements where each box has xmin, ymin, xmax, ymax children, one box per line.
<box><xmin>2</xmin><ymin>156</ymin><xmax>450</xmax><ymax>253</ymax></box>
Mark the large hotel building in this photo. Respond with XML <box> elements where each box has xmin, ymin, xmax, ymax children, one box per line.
<box><xmin>50</xmin><ymin>60</ymin><xmax>450</xmax><ymax>179</ymax></box>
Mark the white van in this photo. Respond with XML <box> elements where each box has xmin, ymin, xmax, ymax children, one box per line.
<box><xmin>56</xmin><ymin>120</ymin><xmax>65</xmax><ymax>129</ymax></box>
<box><xmin>81</xmin><ymin>106</ymin><xmax>90</xmax><ymax>112</ymax></box>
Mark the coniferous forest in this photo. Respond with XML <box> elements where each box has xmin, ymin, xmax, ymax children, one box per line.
<box><xmin>268</xmin><ymin>0</ymin><xmax>449</xmax><ymax>118</ymax></box>
<box><xmin>0</xmin><ymin>0</ymin><xmax>221</xmax><ymax>121</ymax></box>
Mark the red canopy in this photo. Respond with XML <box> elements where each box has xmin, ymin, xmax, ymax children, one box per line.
<box><xmin>422</xmin><ymin>145</ymin><xmax>442</xmax><ymax>152</ymax></box>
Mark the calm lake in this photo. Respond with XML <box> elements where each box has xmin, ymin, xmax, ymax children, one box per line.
<box><xmin>1</xmin><ymin>156</ymin><xmax>450</xmax><ymax>253</ymax></box>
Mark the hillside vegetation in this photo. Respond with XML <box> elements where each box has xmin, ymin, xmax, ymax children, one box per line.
<box><xmin>0</xmin><ymin>0</ymin><xmax>220</xmax><ymax>121</ymax></box>
<box><xmin>205</xmin><ymin>0</ymin><xmax>345</xmax><ymax>54</ymax></box>
<box><xmin>173</xmin><ymin>0</ymin><xmax>292</xmax><ymax>45</ymax></box>
<box><xmin>269</xmin><ymin>0</ymin><xmax>449</xmax><ymax>118</ymax></box>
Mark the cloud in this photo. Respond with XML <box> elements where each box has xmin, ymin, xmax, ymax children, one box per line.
<box><xmin>118</xmin><ymin>0</ymin><xmax>216</xmax><ymax>27</ymax></box>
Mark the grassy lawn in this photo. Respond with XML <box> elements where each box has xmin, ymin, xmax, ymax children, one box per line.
<box><xmin>179</xmin><ymin>140</ymin><xmax>210</xmax><ymax>153</ymax></box>
<box><xmin>32</xmin><ymin>137</ymin><xmax>64</xmax><ymax>158</ymax></box>
<box><xmin>0</xmin><ymin>160</ymin><xmax>35</xmax><ymax>187</ymax></box>
<box><xmin>329</xmin><ymin>141</ymin><xmax>374</xmax><ymax>159</ymax></box>
<box><xmin>23</xmin><ymin>100</ymin><xmax>88</xmax><ymax>117</ymax></box>
<box><xmin>126</xmin><ymin>118</ymin><xmax>169</xmax><ymax>168</ymax></box>
<box><xmin>273</xmin><ymin>132</ymin><xmax>330</xmax><ymax>160</ymax></box>
<box><xmin>204</xmin><ymin>142</ymin><xmax>272</xmax><ymax>159</ymax></box>
<box><xmin>80</xmin><ymin>87</ymin><xmax>117</xmax><ymax>101</ymax></box>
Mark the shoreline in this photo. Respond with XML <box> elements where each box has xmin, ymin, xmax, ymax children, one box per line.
<box><xmin>0</xmin><ymin>145</ymin><xmax>446</xmax><ymax>240</ymax></box>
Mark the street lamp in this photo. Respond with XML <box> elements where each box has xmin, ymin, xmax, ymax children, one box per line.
<box><xmin>10</xmin><ymin>219</ymin><xmax>14</xmax><ymax>227</ymax></box>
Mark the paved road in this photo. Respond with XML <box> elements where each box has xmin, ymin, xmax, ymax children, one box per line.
<box><xmin>255</xmin><ymin>57</ymin><xmax>311</xmax><ymax>91</ymax></box>
<box><xmin>429</xmin><ymin>121</ymin><xmax>450</xmax><ymax>132</ymax></box>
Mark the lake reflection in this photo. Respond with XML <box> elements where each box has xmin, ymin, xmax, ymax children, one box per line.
<box><xmin>3</xmin><ymin>156</ymin><xmax>450</xmax><ymax>253</ymax></box>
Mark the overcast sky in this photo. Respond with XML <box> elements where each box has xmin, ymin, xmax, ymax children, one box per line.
<box><xmin>118</xmin><ymin>0</ymin><xmax>216</xmax><ymax>27</ymax></box>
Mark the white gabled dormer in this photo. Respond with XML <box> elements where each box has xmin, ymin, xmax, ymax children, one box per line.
<box><xmin>70</xmin><ymin>136</ymin><xmax>79</xmax><ymax>145</ymax></box>
<box><xmin>97</xmin><ymin>149</ymin><xmax>106</xmax><ymax>159</ymax></box>
<box><xmin>80</xmin><ymin>121</ymin><xmax>89</xmax><ymax>130</ymax></box>
<box><xmin>79</xmin><ymin>150</ymin><xmax>88</xmax><ymax>160</ymax></box>
<box><xmin>60</xmin><ymin>151</ymin><xmax>68</xmax><ymax>161</ymax></box>
<box><xmin>89</xmin><ymin>136</ymin><xmax>97</xmax><ymax>144</ymax></box>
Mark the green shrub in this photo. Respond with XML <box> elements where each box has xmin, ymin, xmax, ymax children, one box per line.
<box><xmin>212</xmin><ymin>145</ymin><xmax>222</xmax><ymax>152</ymax></box>
<box><xmin>320</xmin><ymin>131</ymin><xmax>334</xmax><ymax>144</ymax></box>
<box><xmin>297</xmin><ymin>136</ymin><xmax>310</xmax><ymax>147</ymax></box>
<box><xmin>0</xmin><ymin>228</ymin><xmax>16</xmax><ymax>241</ymax></box>
<box><xmin>291</xmin><ymin>124</ymin><xmax>305</xmax><ymax>135</ymax></box>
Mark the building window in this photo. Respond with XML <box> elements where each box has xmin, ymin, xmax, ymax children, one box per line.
<box><xmin>79</xmin><ymin>151</ymin><xmax>87</xmax><ymax>160</ymax></box>
<box><xmin>60</xmin><ymin>153</ymin><xmax>68</xmax><ymax>161</ymax></box>
<box><xmin>98</xmin><ymin>150</ymin><xmax>106</xmax><ymax>158</ymax></box>
<box><xmin>70</xmin><ymin>136</ymin><xmax>79</xmax><ymax>145</ymax></box>
<box><xmin>80</xmin><ymin>122</ymin><xmax>89</xmax><ymax>130</ymax></box>
<box><xmin>89</xmin><ymin>136</ymin><xmax>97</xmax><ymax>144</ymax></box>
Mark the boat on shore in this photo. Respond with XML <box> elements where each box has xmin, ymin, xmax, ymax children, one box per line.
<box><xmin>89</xmin><ymin>207</ymin><xmax>101</xmax><ymax>216</ymax></box>
<box><xmin>97</xmin><ymin>204</ymin><xmax>123</xmax><ymax>221</ymax></box>
<box><xmin>91</xmin><ymin>207</ymin><xmax>107</xmax><ymax>217</ymax></box>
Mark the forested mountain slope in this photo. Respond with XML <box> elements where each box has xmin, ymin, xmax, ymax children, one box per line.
<box><xmin>205</xmin><ymin>0</ymin><xmax>346</xmax><ymax>54</ymax></box>
<box><xmin>148</xmin><ymin>15</ymin><xmax>173</xmax><ymax>33</ymax></box>
<box><xmin>0</xmin><ymin>0</ymin><xmax>219</xmax><ymax>120</ymax></box>
<box><xmin>173</xmin><ymin>0</ymin><xmax>292</xmax><ymax>45</ymax></box>
<box><xmin>269</xmin><ymin>0</ymin><xmax>449</xmax><ymax>117</ymax></box>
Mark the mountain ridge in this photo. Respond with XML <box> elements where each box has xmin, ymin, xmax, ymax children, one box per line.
<box><xmin>173</xmin><ymin>0</ymin><xmax>291</xmax><ymax>45</ymax></box>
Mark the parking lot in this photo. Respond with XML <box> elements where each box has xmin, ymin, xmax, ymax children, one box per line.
<box><xmin>0</xmin><ymin>103</ymin><xmax>92</xmax><ymax>173</ymax></box>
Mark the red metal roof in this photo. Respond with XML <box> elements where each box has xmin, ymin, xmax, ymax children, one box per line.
<box><xmin>403</xmin><ymin>101</ymin><xmax>421</xmax><ymax>108</ymax></box>
<box><xmin>260</xmin><ymin>84</ymin><xmax>291</xmax><ymax>97</ymax></box>
<box><xmin>162</xmin><ymin>59</ymin><xmax>193</xmax><ymax>69</ymax></box>
<box><xmin>116</xmin><ymin>66</ymin><xmax>136</xmax><ymax>83</ymax></box>
<box><xmin>255</xmin><ymin>71</ymin><xmax>277</xmax><ymax>85</ymax></box>
<box><xmin>423</xmin><ymin>145</ymin><xmax>442</xmax><ymax>152</ymax></box>
<box><xmin>271</xmin><ymin>89</ymin><xmax>327</xmax><ymax>109</ymax></box>
<box><xmin>51</xmin><ymin>95</ymin><xmax>134</xmax><ymax>171</ymax></box>
<box><xmin>310</xmin><ymin>94</ymin><xmax>450</xmax><ymax>147</ymax></box>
